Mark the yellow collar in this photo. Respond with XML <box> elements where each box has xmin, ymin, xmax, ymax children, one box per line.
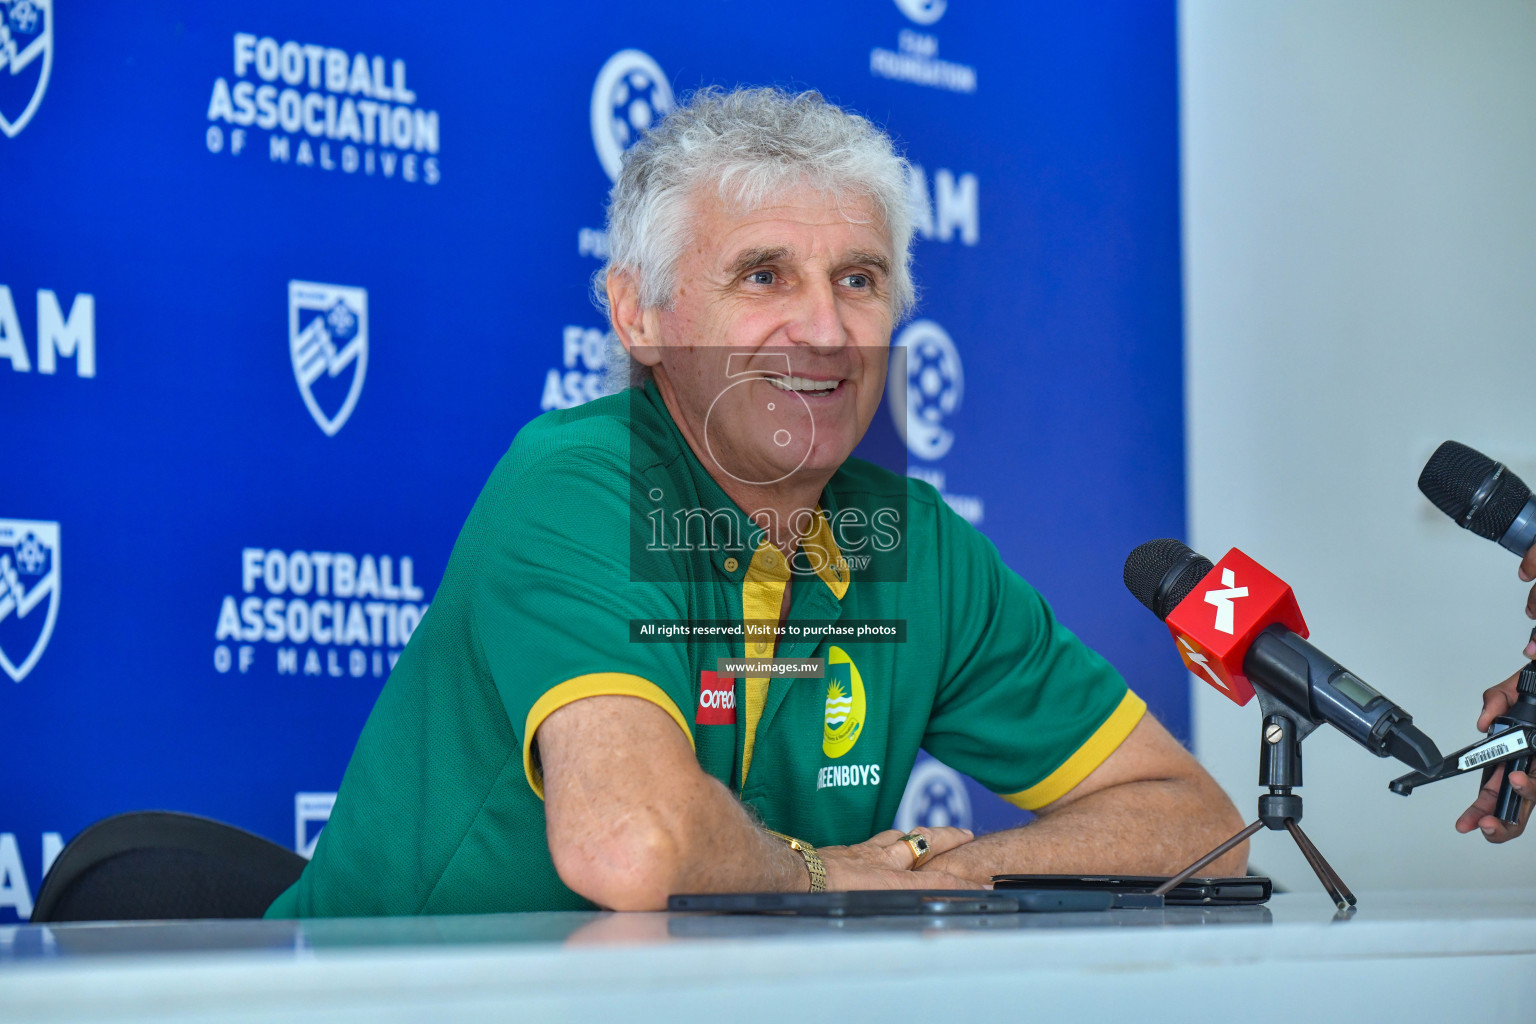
<box><xmin>743</xmin><ymin>508</ymin><xmax>850</xmax><ymax>599</ymax></box>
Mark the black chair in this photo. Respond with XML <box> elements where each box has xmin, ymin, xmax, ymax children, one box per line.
<box><xmin>30</xmin><ymin>811</ymin><xmax>309</xmax><ymax>922</ymax></box>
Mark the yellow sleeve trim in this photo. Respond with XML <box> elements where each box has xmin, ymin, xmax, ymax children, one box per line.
<box><xmin>999</xmin><ymin>690</ymin><xmax>1148</xmax><ymax>811</ymax></box>
<box><xmin>522</xmin><ymin>673</ymin><xmax>694</xmax><ymax>800</ymax></box>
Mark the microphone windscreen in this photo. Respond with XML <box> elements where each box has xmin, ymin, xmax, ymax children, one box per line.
<box><xmin>1418</xmin><ymin>441</ymin><xmax>1532</xmax><ymax>541</ymax></box>
<box><xmin>1124</xmin><ymin>539</ymin><xmax>1215</xmax><ymax>620</ymax></box>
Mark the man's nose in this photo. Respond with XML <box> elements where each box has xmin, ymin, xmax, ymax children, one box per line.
<box><xmin>786</xmin><ymin>276</ymin><xmax>848</xmax><ymax>352</ymax></box>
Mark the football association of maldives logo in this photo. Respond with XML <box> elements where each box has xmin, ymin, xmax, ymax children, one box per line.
<box><xmin>289</xmin><ymin>281</ymin><xmax>368</xmax><ymax>436</ymax></box>
<box><xmin>295</xmin><ymin>792</ymin><xmax>335</xmax><ymax>859</ymax></box>
<box><xmin>0</xmin><ymin>519</ymin><xmax>60</xmax><ymax>683</ymax></box>
<box><xmin>590</xmin><ymin>49</ymin><xmax>672</xmax><ymax>183</ymax></box>
<box><xmin>0</xmin><ymin>0</ymin><xmax>51</xmax><ymax>137</ymax></box>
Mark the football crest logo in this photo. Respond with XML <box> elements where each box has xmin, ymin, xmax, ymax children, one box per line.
<box><xmin>822</xmin><ymin>646</ymin><xmax>867</xmax><ymax>758</ymax></box>
<box><xmin>895</xmin><ymin>756</ymin><xmax>973</xmax><ymax>832</ymax></box>
<box><xmin>289</xmin><ymin>281</ymin><xmax>368</xmax><ymax>436</ymax></box>
<box><xmin>0</xmin><ymin>518</ymin><xmax>59</xmax><ymax>683</ymax></box>
<box><xmin>893</xmin><ymin>0</ymin><xmax>947</xmax><ymax>25</ymax></box>
<box><xmin>889</xmin><ymin>319</ymin><xmax>964</xmax><ymax>461</ymax></box>
<box><xmin>295</xmin><ymin>792</ymin><xmax>335</xmax><ymax>859</ymax></box>
<box><xmin>0</xmin><ymin>0</ymin><xmax>51</xmax><ymax>138</ymax></box>
<box><xmin>590</xmin><ymin>49</ymin><xmax>672</xmax><ymax>183</ymax></box>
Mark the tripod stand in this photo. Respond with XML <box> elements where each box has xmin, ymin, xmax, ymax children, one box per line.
<box><xmin>1154</xmin><ymin>694</ymin><xmax>1357</xmax><ymax>910</ymax></box>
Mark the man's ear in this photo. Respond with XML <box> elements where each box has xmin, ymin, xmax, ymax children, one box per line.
<box><xmin>606</xmin><ymin>269</ymin><xmax>662</xmax><ymax>368</ymax></box>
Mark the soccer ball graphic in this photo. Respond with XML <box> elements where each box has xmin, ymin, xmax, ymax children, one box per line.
<box><xmin>8</xmin><ymin>1</ymin><xmax>40</xmax><ymax>36</ymax></box>
<box><xmin>913</xmin><ymin>776</ymin><xmax>968</xmax><ymax>828</ymax></box>
<box><xmin>592</xmin><ymin>51</ymin><xmax>674</xmax><ymax>182</ymax></box>
<box><xmin>910</xmin><ymin>339</ymin><xmax>960</xmax><ymax>425</ymax></box>
<box><xmin>15</xmin><ymin>532</ymin><xmax>46</xmax><ymax>575</ymax></box>
<box><xmin>325</xmin><ymin>300</ymin><xmax>358</xmax><ymax>342</ymax></box>
<box><xmin>607</xmin><ymin>68</ymin><xmax>668</xmax><ymax>151</ymax></box>
<box><xmin>891</xmin><ymin>320</ymin><xmax>963</xmax><ymax>461</ymax></box>
<box><xmin>895</xmin><ymin>758</ymin><xmax>973</xmax><ymax>833</ymax></box>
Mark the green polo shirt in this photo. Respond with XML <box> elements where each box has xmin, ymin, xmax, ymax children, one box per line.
<box><xmin>266</xmin><ymin>381</ymin><xmax>1143</xmax><ymax>917</ymax></box>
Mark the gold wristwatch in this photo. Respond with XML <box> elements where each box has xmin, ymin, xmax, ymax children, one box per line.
<box><xmin>765</xmin><ymin>829</ymin><xmax>826</xmax><ymax>892</ymax></box>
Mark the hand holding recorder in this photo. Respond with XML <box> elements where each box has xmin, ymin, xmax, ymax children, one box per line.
<box><xmin>1450</xmin><ymin>666</ymin><xmax>1535</xmax><ymax>843</ymax></box>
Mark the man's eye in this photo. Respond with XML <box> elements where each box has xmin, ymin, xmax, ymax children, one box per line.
<box><xmin>747</xmin><ymin>270</ymin><xmax>776</xmax><ymax>285</ymax></box>
<box><xmin>841</xmin><ymin>274</ymin><xmax>870</xmax><ymax>288</ymax></box>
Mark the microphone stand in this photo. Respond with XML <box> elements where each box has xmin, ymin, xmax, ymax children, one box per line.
<box><xmin>1153</xmin><ymin>689</ymin><xmax>1357</xmax><ymax>910</ymax></box>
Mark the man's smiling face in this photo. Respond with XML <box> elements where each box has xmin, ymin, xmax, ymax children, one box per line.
<box><xmin>636</xmin><ymin>183</ymin><xmax>896</xmax><ymax>490</ymax></box>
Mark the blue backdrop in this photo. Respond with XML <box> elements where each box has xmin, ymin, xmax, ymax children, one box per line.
<box><xmin>0</xmin><ymin>0</ymin><xmax>1186</xmax><ymax>920</ymax></box>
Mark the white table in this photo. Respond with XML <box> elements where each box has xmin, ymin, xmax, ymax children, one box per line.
<box><xmin>3</xmin><ymin>890</ymin><xmax>1534</xmax><ymax>1022</ymax></box>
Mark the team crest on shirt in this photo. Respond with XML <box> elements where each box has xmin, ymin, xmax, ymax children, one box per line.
<box><xmin>822</xmin><ymin>646</ymin><xmax>866</xmax><ymax>758</ymax></box>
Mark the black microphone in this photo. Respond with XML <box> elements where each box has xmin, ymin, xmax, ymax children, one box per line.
<box><xmin>1418</xmin><ymin>441</ymin><xmax>1536</xmax><ymax>556</ymax></box>
<box><xmin>1125</xmin><ymin>539</ymin><xmax>1443</xmax><ymax>773</ymax></box>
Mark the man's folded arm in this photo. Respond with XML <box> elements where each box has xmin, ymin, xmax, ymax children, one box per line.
<box><xmin>537</xmin><ymin>694</ymin><xmax>805</xmax><ymax>910</ymax></box>
<box><xmin>918</xmin><ymin>712</ymin><xmax>1248</xmax><ymax>884</ymax></box>
<box><xmin>536</xmin><ymin>693</ymin><xmax>982</xmax><ymax>910</ymax></box>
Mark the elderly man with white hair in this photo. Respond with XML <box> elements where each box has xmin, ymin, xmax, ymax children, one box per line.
<box><xmin>267</xmin><ymin>87</ymin><xmax>1244</xmax><ymax>917</ymax></box>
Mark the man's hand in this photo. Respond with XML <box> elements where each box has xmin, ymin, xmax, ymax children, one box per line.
<box><xmin>1454</xmin><ymin>761</ymin><xmax>1533</xmax><ymax>843</ymax></box>
<box><xmin>1475</xmin><ymin>667</ymin><xmax>1524</xmax><ymax>733</ymax></box>
<box><xmin>819</xmin><ymin>827</ymin><xmax>981</xmax><ymax>891</ymax></box>
<box><xmin>1457</xmin><ymin>666</ymin><xmax>1534</xmax><ymax>842</ymax></box>
<box><xmin>916</xmin><ymin>713</ymin><xmax>1247</xmax><ymax>884</ymax></box>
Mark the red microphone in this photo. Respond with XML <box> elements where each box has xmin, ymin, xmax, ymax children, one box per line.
<box><xmin>1163</xmin><ymin>547</ymin><xmax>1308</xmax><ymax>706</ymax></box>
<box><xmin>1123</xmin><ymin>539</ymin><xmax>1440</xmax><ymax>771</ymax></box>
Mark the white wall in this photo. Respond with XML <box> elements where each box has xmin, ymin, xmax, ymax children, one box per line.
<box><xmin>1181</xmin><ymin>0</ymin><xmax>1536</xmax><ymax>891</ymax></box>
